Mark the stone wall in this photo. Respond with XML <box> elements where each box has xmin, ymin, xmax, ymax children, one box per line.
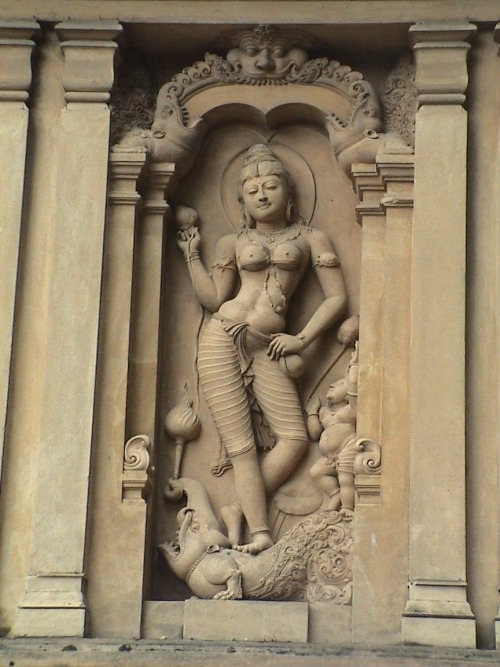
<box><xmin>0</xmin><ymin>0</ymin><xmax>499</xmax><ymax>653</ymax></box>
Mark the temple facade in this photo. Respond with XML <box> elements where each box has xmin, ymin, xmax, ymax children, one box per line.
<box><xmin>0</xmin><ymin>1</ymin><xmax>500</xmax><ymax>658</ymax></box>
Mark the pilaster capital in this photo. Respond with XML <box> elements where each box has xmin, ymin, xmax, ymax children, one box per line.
<box><xmin>409</xmin><ymin>21</ymin><xmax>477</xmax><ymax>106</ymax></box>
<box><xmin>143</xmin><ymin>162</ymin><xmax>176</xmax><ymax>205</ymax></box>
<box><xmin>55</xmin><ymin>21</ymin><xmax>122</xmax><ymax>104</ymax></box>
<box><xmin>0</xmin><ymin>20</ymin><xmax>40</xmax><ymax>103</ymax></box>
<box><xmin>108</xmin><ymin>152</ymin><xmax>147</xmax><ymax>205</ymax></box>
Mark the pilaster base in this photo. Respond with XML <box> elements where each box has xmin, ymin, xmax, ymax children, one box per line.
<box><xmin>14</xmin><ymin>574</ymin><xmax>86</xmax><ymax>637</ymax></box>
<box><xmin>402</xmin><ymin>582</ymin><xmax>475</xmax><ymax>648</ymax></box>
<box><xmin>402</xmin><ymin>615</ymin><xmax>476</xmax><ymax>648</ymax></box>
<box><xmin>494</xmin><ymin>612</ymin><xmax>500</xmax><ymax>649</ymax></box>
<box><xmin>13</xmin><ymin>607</ymin><xmax>86</xmax><ymax>637</ymax></box>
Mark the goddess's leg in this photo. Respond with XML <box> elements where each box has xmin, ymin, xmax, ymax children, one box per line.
<box><xmin>231</xmin><ymin>448</ymin><xmax>273</xmax><ymax>554</ymax></box>
<box><xmin>251</xmin><ymin>351</ymin><xmax>308</xmax><ymax>494</ymax></box>
<box><xmin>198</xmin><ymin>320</ymin><xmax>254</xmax><ymax>456</ymax></box>
<box><xmin>198</xmin><ymin>320</ymin><xmax>272</xmax><ymax>552</ymax></box>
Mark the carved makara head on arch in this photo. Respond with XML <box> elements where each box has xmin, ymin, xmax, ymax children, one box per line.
<box><xmin>237</xmin><ymin>144</ymin><xmax>298</xmax><ymax>227</ymax></box>
<box><xmin>225</xmin><ymin>24</ymin><xmax>309</xmax><ymax>79</ymax></box>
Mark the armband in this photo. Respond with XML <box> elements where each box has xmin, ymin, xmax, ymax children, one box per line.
<box><xmin>212</xmin><ymin>257</ymin><xmax>237</xmax><ymax>272</ymax></box>
<box><xmin>312</xmin><ymin>252</ymin><xmax>339</xmax><ymax>268</ymax></box>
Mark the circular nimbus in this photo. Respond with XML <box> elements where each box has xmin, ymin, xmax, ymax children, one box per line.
<box><xmin>221</xmin><ymin>142</ymin><xmax>317</xmax><ymax>230</ymax></box>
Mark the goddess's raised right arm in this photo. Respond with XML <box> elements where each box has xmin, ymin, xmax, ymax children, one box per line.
<box><xmin>177</xmin><ymin>227</ymin><xmax>237</xmax><ymax>312</ymax></box>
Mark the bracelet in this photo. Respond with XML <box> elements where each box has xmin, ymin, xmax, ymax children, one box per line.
<box><xmin>185</xmin><ymin>251</ymin><xmax>200</xmax><ymax>263</ymax></box>
<box><xmin>307</xmin><ymin>412</ymin><xmax>319</xmax><ymax>417</ymax></box>
<box><xmin>297</xmin><ymin>332</ymin><xmax>308</xmax><ymax>348</ymax></box>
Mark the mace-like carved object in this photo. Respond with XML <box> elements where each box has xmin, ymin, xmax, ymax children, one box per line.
<box><xmin>164</xmin><ymin>385</ymin><xmax>201</xmax><ymax>479</ymax></box>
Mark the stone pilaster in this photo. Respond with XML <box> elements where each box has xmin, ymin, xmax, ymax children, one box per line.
<box><xmin>14</xmin><ymin>21</ymin><xmax>122</xmax><ymax>638</ymax></box>
<box><xmin>85</xmin><ymin>151</ymin><xmax>150</xmax><ymax>638</ymax></box>
<box><xmin>493</xmin><ymin>22</ymin><xmax>500</xmax><ymax>650</ymax></box>
<box><xmin>353</xmin><ymin>164</ymin><xmax>386</xmax><ymax>448</ymax></box>
<box><xmin>0</xmin><ymin>20</ymin><xmax>39</xmax><ymax>484</ymax></box>
<box><xmin>125</xmin><ymin>163</ymin><xmax>174</xmax><ymax>611</ymax></box>
<box><xmin>126</xmin><ymin>163</ymin><xmax>175</xmax><ymax>441</ymax></box>
<box><xmin>352</xmin><ymin>155</ymin><xmax>414</xmax><ymax>643</ymax></box>
<box><xmin>402</xmin><ymin>21</ymin><xmax>477</xmax><ymax>648</ymax></box>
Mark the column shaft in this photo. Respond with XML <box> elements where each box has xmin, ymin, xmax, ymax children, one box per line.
<box><xmin>86</xmin><ymin>153</ymin><xmax>149</xmax><ymax>637</ymax></box>
<box><xmin>352</xmin><ymin>157</ymin><xmax>413</xmax><ymax>643</ymax></box>
<box><xmin>126</xmin><ymin>164</ymin><xmax>174</xmax><ymax>441</ymax></box>
<box><xmin>0</xmin><ymin>21</ymin><xmax>39</xmax><ymax>483</ymax></box>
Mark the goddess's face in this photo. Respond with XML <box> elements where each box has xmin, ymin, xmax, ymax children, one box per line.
<box><xmin>241</xmin><ymin>172</ymin><xmax>289</xmax><ymax>224</ymax></box>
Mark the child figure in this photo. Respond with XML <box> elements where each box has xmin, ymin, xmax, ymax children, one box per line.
<box><xmin>306</xmin><ymin>346</ymin><xmax>358</xmax><ymax>514</ymax></box>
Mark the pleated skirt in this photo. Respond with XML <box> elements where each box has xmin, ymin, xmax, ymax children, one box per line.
<box><xmin>198</xmin><ymin>316</ymin><xmax>307</xmax><ymax>459</ymax></box>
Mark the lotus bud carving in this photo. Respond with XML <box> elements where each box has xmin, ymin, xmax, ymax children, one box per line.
<box><xmin>165</xmin><ymin>385</ymin><xmax>201</xmax><ymax>479</ymax></box>
<box><xmin>165</xmin><ymin>385</ymin><xmax>201</xmax><ymax>443</ymax></box>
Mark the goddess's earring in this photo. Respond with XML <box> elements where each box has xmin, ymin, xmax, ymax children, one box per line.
<box><xmin>239</xmin><ymin>202</ymin><xmax>255</xmax><ymax>228</ymax></box>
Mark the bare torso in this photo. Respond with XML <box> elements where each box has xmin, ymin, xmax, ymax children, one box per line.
<box><xmin>217</xmin><ymin>225</ymin><xmax>311</xmax><ymax>333</ymax></box>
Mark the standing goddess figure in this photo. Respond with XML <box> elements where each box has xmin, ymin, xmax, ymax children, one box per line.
<box><xmin>177</xmin><ymin>144</ymin><xmax>347</xmax><ymax>553</ymax></box>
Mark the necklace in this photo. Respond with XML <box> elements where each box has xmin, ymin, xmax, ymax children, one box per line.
<box><xmin>251</xmin><ymin>223</ymin><xmax>301</xmax><ymax>244</ymax></box>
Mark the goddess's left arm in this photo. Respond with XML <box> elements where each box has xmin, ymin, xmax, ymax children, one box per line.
<box><xmin>297</xmin><ymin>229</ymin><xmax>347</xmax><ymax>346</ymax></box>
<box><xmin>267</xmin><ymin>229</ymin><xmax>347</xmax><ymax>359</ymax></box>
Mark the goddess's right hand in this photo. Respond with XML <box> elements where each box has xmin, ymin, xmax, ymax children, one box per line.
<box><xmin>177</xmin><ymin>226</ymin><xmax>201</xmax><ymax>255</ymax></box>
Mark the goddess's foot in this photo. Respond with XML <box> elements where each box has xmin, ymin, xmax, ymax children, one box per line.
<box><xmin>234</xmin><ymin>531</ymin><xmax>274</xmax><ymax>555</ymax></box>
<box><xmin>221</xmin><ymin>502</ymin><xmax>243</xmax><ymax>547</ymax></box>
<box><xmin>340</xmin><ymin>507</ymin><xmax>354</xmax><ymax>518</ymax></box>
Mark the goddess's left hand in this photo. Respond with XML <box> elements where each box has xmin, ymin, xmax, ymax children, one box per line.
<box><xmin>267</xmin><ymin>333</ymin><xmax>304</xmax><ymax>360</ymax></box>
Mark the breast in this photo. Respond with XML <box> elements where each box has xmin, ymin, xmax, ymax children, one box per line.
<box><xmin>272</xmin><ymin>243</ymin><xmax>304</xmax><ymax>271</ymax></box>
<box><xmin>237</xmin><ymin>243</ymin><xmax>269</xmax><ymax>272</ymax></box>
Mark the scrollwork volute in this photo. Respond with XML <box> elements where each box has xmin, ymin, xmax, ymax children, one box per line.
<box><xmin>122</xmin><ymin>434</ymin><xmax>151</xmax><ymax>501</ymax></box>
<box><xmin>353</xmin><ymin>438</ymin><xmax>382</xmax><ymax>476</ymax></box>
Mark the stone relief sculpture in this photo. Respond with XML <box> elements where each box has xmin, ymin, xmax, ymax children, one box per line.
<box><xmin>380</xmin><ymin>54</ymin><xmax>417</xmax><ymax>149</ymax></box>
<box><xmin>159</xmin><ymin>477</ymin><xmax>352</xmax><ymax>602</ymax></box>
<box><xmin>307</xmin><ymin>345</ymin><xmax>359</xmax><ymax>515</ymax></box>
<box><xmin>157</xmin><ymin>146</ymin><xmax>375</xmax><ymax>600</ymax></box>
<box><xmin>108</xmin><ymin>23</ymin><xmax>388</xmax><ymax>602</ymax></box>
<box><xmin>109</xmin><ymin>49</ymin><xmax>157</xmax><ymax>146</ymax></box>
<box><xmin>175</xmin><ymin>143</ymin><xmax>347</xmax><ymax>555</ymax></box>
<box><xmin>111</xmin><ymin>24</ymin><xmax>413</xmax><ymax>178</ymax></box>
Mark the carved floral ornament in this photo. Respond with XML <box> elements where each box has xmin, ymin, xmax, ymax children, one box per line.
<box><xmin>113</xmin><ymin>24</ymin><xmax>413</xmax><ymax>174</ymax></box>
